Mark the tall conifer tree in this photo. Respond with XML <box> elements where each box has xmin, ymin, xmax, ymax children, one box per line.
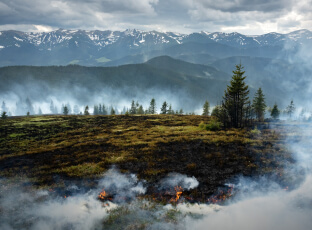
<box><xmin>271</xmin><ymin>103</ymin><xmax>280</xmax><ymax>119</ymax></box>
<box><xmin>202</xmin><ymin>100</ymin><xmax>210</xmax><ymax>116</ymax></box>
<box><xmin>222</xmin><ymin>64</ymin><xmax>250</xmax><ymax>128</ymax></box>
<box><xmin>161</xmin><ymin>101</ymin><xmax>168</xmax><ymax>114</ymax></box>
<box><xmin>252</xmin><ymin>88</ymin><xmax>266</xmax><ymax>121</ymax></box>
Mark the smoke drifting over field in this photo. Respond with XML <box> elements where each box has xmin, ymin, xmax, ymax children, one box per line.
<box><xmin>1</xmin><ymin>122</ymin><xmax>312</xmax><ymax>230</ymax></box>
<box><xmin>0</xmin><ymin>169</ymin><xmax>202</xmax><ymax>229</ymax></box>
<box><xmin>188</xmin><ymin>124</ymin><xmax>312</xmax><ymax>230</ymax></box>
<box><xmin>0</xmin><ymin>181</ymin><xmax>114</xmax><ymax>230</ymax></box>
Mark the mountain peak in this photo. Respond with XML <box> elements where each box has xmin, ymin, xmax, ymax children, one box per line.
<box><xmin>0</xmin><ymin>28</ymin><xmax>311</xmax><ymax>67</ymax></box>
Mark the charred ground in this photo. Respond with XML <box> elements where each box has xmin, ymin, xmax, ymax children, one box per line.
<box><xmin>0</xmin><ymin>115</ymin><xmax>295</xmax><ymax>201</ymax></box>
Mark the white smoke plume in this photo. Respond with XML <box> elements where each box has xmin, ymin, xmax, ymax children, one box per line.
<box><xmin>188</xmin><ymin>176</ymin><xmax>312</xmax><ymax>230</ymax></box>
<box><xmin>0</xmin><ymin>182</ymin><xmax>115</xmax><ymax>230</ymax></box>
<box><xmin>98</xmin><ymin>167</ymin><xmax>146</xmax><ymax>202</ymax></box>
<box><xmin>159</xmin><ymin>173</ymin><xmax>199</xmax><ymax>190</ymax></box>
<box><xmin>0</xmin><ymin>167</ymin><xmax>148</xmax><ymax>229</ymax></box>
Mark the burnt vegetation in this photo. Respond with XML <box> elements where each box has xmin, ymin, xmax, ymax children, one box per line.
<box><xmin>0</xmin><ymin>114</ymin><xmax>295</xmax><ymax>202</ymax></box>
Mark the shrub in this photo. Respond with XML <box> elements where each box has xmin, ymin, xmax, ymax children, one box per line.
<box><xmin>199</xmin><ymin>119</ymin><xmax>222</xmax><ymax>131</ymax></box>
<box><xmin>250</xmin><ymin>127</ymin><xmax>261</xmax><ymax>136</ymax></box>
<box><xmin>206</xmin><ymin>119</ymin><xmax>222</xmax><ymax>131</ymax></box>
<box><xmin>1</xmin><ymin>111</ymin><xmax>8</xmax><ymax>119</ymax></box>
<box><xmin>199</xmin><ymin>121</ymin><xmax>205</xmax><ymax>129</ymax></box>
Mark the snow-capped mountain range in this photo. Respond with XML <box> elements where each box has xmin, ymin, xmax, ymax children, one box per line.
<box><xmin>1</xmin><ymin>29</ymin><xmax>311</xmax><ymax>49</ymax></box>
<box><xmin>0</xmin><ymin>28</ymin><xmax>311</xmax><ymax>66</ymax></box>
<box><xmin>0</xmin><ymin>29</ymin><xmax>185</xmax><ymax>50</ymax></box>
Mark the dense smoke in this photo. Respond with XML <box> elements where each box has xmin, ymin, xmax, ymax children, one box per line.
<box><xmin>189</xmin><ymin>178</ymin><xmax>312</xmax><ymax>230</ymax></box>
<box><xmin>98</xmin><ymin>167</ymin><xmax>146</xmax><ymax>202</ymax></box>
<box><xmin>186</xmin><ymin>122</ymin><xmax>312</xmax><ymax>230</ymax></box>
<box><xmin>0</xmin><ymin>180</ymin><xmax>114</xmax><ymax>230</ymax></box>
<box><xmin>0</xmin><ymin>168</ymin><xmax>200</xmax><ymax>229</ymax></box>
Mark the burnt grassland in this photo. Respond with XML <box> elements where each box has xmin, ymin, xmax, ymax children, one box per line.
<box><xmin>0</xmin><ymin>115</ymin><xmax>295</xmax><ymax>200</ymax></box>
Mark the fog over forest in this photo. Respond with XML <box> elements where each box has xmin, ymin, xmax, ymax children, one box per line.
<box><xmin>1</xmin><ymin>29</ymin><xmax>312</xmax><ymax>117</ymax></box>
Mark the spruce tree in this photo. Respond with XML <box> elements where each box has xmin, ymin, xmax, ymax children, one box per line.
<box><xmin>168</xmin><ymin>104</ymin><xmax>174</xmax><ymax>114</ymax></box>
<box><xmin>202</xmin><ymin>100</ymin><xmax>210</xmax><ymax>116</ymax></box>
<box><xmin>137</xmin><ymin>105</ymin><xmax>144</xmax><ymax>114</ymax></box>
<box><xmin>222</xmin><ymin>64</ymin><xmax>250</xmax><ymax>128</ymax></box>
<box><xmin>84</xmin><ymin>105</ymin><xmax>89</xmax><ymax>115</ymax></box>
<box><xmin>93</xmin><ymin>105</ymin><xmax>99</xmax><ymax>115</ymax></box>
<box><xmin>149</xmin><ymin>98</ymin><xmax>156</xmax><ymax>114</ymax></box>
<box><xmin>211</xmin><ymin>105</ymin><xmax>221</xmax><ymax>118</ymax></box>
<box><xmin>252</xmin><ymin>88</ymin><xmax>266</xmax><ymax>121</ymax></box>
<box><xmin>110</xmin><ymin>107</ymin><xmax>115</xmax><ymax>115</ymax></box>
<box><xmin>161</xmin><ymin>101</ymin><xmax>168</xmax><ymax>114</ymax></box>
<box><xmin>271</xmin><ymin>103</ymin><xmax>280</xmax><ymax>119</ymax></box>
<box><xmin>130</xmin><ymin>100</ymin><xmax>136</xmax><ymax>114</ymax></box>
<box><xmin>102</xmin><ymin>104</ymin><xmax>107</xmax><ymax>115</ymax></box>
<box><xmin>286</xmin><ymin>100</ymin><xmax>295</xmax><ymax>118</ymax></box>
<box><xmin>63</xmin><ymin>105</ymin><xmax>69</xmax><ymax>115</ymax></box>
<box><xmin>1</xmin><ymin>111</ymin><xmax>8</xmax><ymax>119</ymax></box>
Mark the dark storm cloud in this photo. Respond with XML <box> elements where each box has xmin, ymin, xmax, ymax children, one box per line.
<box><xmin>0</xmin><ymin>0</ymin><xmax>310</xmax><ymax>34</ymax></box>
<box><xmin>193</xmin><ymin>0</ymin><xmax>294</xmax><ymax>13</ymax></box>
<box><xmin>0</xmin><ymin>0</ymin><xmax>158</xmax><ymax>29</ymax></box>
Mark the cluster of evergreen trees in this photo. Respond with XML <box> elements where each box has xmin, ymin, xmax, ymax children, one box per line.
<box><xmin>124</xmin><ymin>99</ymin><xmax>184</xmax><ymax>115</ymax></box>
<box><xmin>59</xmin><ymin>98</ymin><xmax>187</xmax><ymax>116</ymax></box>
<box><xmin>208</xmin><ymin>64</ymin><xmax>297</xmax><ymax>128</ymax></box>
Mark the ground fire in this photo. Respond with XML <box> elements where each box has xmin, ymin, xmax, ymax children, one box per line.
<box><xmin>170</xmin><ymin>186</ymin><xmax>183</xmax><ymax>203</ymax></box>
<box><xmin>98</xmin><ymin>189</ymin><xmax>108</xmax><ymax>201</ymax></box>
<box><xmin>207</xmin><ymin>184</ymin><xmax>234</xmax><ymax>204</ymax></box>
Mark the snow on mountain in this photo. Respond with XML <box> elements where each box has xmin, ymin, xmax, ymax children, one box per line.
<box><xmin>0</xmin><ymin>29</ymin><xmax>187</xmax><ymax>50</ymax></box>
<box><xmin>286</xmin><ymin>29</ymin><xmax>312</xmax><ymax>43</ymax></box>
<box><xmin>0</xmin><ymin>28</ymin><xmax>311</xmax><ymax>66</ymax></box>
<box><xmin>200</xmin><ymin>30</ymin><xmax>312</xmax><ymax>48</ymax></box>
<box><xmin>1</xmin><ymin>29</ymin><xmax>310</xmax><ymax>51</ymax></box>
<box><xmin>205</xmin><ymin>32</ymin><xmax>257</xmax><ymax>47</ymax></box>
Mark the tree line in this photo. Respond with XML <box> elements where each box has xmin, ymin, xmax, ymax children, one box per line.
<box><xmin>0</xmin><ymin>64</ymin><xmax>301</xmax><ymax>123</ymax></box>
<box><xmin>0</xmin><ymin>97</ymin><xmax>190</xmax><ymax>117</ymax></box>
<box><xmin>207</xmin><ymin>64</ymin><xmax>298</xmax><ymax>128</ymax></box>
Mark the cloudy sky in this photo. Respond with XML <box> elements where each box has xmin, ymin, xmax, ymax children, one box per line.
<box><xmin>0</xmin><ymin>0</ymin><xmax>311</xmax><ymax>35</ymax></box>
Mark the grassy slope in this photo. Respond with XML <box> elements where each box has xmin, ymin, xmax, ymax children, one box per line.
<box><xmin>0</xmin><ymin>115</ymin><xmax>293</xmax><ymax>199</ymax></box>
